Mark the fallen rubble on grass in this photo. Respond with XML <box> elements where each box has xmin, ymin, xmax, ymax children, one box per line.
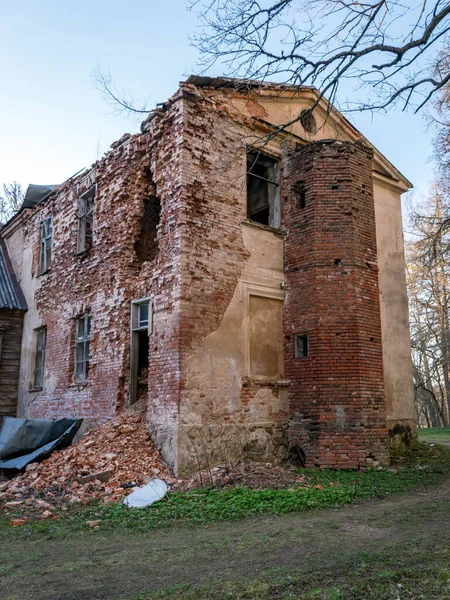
<box><xmin>0</xmin><ymin>402</ymin><xmax>174</xmax><ymax>512</ymax></box>
<box><xmin>0</xmin><ymin>401</ymin><xmax>313</xmax><ymax>521</ymax></box>
<box><xmin>171</xmin><ymin>460</ymin><xmax>308</xmax><ymax>492</ymax></box>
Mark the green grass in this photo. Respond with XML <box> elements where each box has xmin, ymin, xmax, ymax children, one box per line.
<box><xmin>135</xmin><ymin>542</ymin><xmax>450</xmax><ymax>599</ymax></box>
<box><xmin>419</xmin><ymin>426</ymin><xmax>450</xmax><ymax>441</ymax></box>
<box><xmin>1</xmin><ymin>442</ymin><xmax>449</xmax><ymax>540</ymax></box>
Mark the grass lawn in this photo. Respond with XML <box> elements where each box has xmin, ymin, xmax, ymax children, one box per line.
<box><xmin>419</xmin><ymin>426</ymin><xmax>450</xmax><ymax>444</ymax></box>
<box><xmin>137</xmin><ymin>539</ymin><xmax>450</xmax><ymax>600</ymax></box>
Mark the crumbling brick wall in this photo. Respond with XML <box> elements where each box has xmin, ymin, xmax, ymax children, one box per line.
<box><xmin>25</xmin><ymin>135</ymin><xmax>152</xmax><ymax>421</ymax></box>
<box><xmin>282</xmin><ymin>139</ymin><xmax>389</xmax><ymax>468</ymax></box>
<box><xmin>20</xmin><ymin>107</ymin><xmax>185</xmax><ymax>440</ymax></box>
<box><xmin>173</xmin><ymin>85</ymin><xmax>289</xmax><ymax>474</ymax></box>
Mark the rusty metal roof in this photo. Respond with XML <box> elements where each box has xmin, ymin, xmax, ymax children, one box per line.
<box><xmin>0</xmin><ymin>239</ymin><xmax>27</xmax><ymax>311</ymax></box>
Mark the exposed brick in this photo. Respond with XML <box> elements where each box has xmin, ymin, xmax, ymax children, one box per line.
<box><xmin>282</xmin><ymin>140</ymin><xmax>389</xmax><ymax>468</ymax></box>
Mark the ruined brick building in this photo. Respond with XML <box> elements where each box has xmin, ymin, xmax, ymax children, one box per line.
<box><xmin>0</xmin><ymin>77</ymin><xmax>416</xmax><ymax>474</ymax></box>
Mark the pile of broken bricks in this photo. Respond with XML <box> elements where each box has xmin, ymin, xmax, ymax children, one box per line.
<box><xmin>0</xmin><ymin>405</ymin><xmax>175</xmax><ymax>515</ymax></box>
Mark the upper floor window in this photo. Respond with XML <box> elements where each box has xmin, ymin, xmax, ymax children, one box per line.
<box><xmin>33</xmin><ymin>327</ymin><xmax>47</xmax><ymax>389</ymax></box>
<box><xmin>39</xmin><ymin>216</ymin><xmax>53</xmax><ymax>274</ymax></box>
<box><xmin>77</xmin><ymin>187</ymin><xmax>95</xmax><ymax>253</ymax></box>
<box><xmin>247</xmin><ymin>150</ymin><xmax>280</xmax><ymax>229</ymax></box>
<box><xmin>75</xmin><ymin>313</ymin><xmax>91</xmax><ymax>383</ymax></box>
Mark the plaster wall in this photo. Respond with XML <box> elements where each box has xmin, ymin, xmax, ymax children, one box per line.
<box><xmin>180</xmin><ymin>223</ymin><xmax>287</xmax><ymax>473</ymax></box>
<box><xmin>373</xmin><ymin>178</ymin><xmax>416</xmax><ymax>439</ymax></box>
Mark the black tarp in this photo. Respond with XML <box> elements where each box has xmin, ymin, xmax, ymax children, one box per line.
<box><xmin>0</xmin><ymin>416</ymin><xmax>83</xmax><ymax>470</ymax></box>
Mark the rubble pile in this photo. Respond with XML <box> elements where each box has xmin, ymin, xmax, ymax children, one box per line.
<box><xmin>174</xmin><ymin>460</ymin><xmax>308</xmax><ymax>492</ymax></box>
<box><xmin>0</xmin><ymin>403</ymin><xmax>173</xmax><ymax>510</ymax></box>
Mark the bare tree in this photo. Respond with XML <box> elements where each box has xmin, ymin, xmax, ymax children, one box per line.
<box><xmin>407</xmin><ymin>183</ymin><xmax>450</xmax><ymax>427</ymax></box>
<box><xmin>0</xmin><ymin>182</ymin><xmax>24</xmax><ymax>226</ymax></box>
<box><xmin>191</xmin><ymin>0</ymin><xmax>450</xmax><ymax>115</ymax></box>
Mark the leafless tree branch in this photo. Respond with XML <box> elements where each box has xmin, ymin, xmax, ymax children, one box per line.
<box><xmin>190</xmin><ymin>0</ymin><xmax>450</xmax><ymax>113</ymax></box>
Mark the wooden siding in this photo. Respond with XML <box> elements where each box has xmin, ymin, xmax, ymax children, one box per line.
<box><xmin>0</xmin><ymin>309</ymin><xmax>23</xmax><ymax>418</ymax></box>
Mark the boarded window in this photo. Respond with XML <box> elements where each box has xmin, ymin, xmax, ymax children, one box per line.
<box><xmin>39</xmin><ymin>216</ymin><xmax>53</xmax><ymax>274</ymax></box>
<box><xmin>77</xmin><ymin>187</ymin><xmax>95</xmax><ymax>253</ymax></box>
<box><xmin>33</xmin><ymin>327</ymin><xmax>46</xmax><ymax>389</ymax></box>
<box><xmin>249</xmin><ymin>295</ymin><xmax>283</xmax><ymax>378</ymax></box>
<box><xmin>247</xmin><ymin>151</ymin><xmax>280</xmax><ymax>228</ymax></box>
<box><xmin>135</xmin><ymin>196</ymin><xmax>161</xmax><ymax>263</ymax></box>
<box><xmin>75</xmin><ymin>314</ymin><xmax>91</xmax><ymax>383</ymax></box>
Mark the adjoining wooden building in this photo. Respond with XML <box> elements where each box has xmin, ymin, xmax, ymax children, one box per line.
<box><xmin>0</xmin><ymin>239</ymin><xmax>27</xmax><ymax>421</ymax></box>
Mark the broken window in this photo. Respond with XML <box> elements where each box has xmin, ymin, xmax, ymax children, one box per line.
<box><xmin>294</xmin><ymin>334</ymin><xmax>309</xmax><ymax>358</ymax></box>
<box><xmin>33</xmin><ymin>327</ymin><xmax>47</xmax><ymax>389</ymax></box>
<box><xmin>75</xmin><ymin>314</ymin><xmax>91</xmax><ymax>383</ymax></box>
<box><xmin>77</xmin><ymin>187</ymin><xmax>95</xmax><ymax>253</ymax></box>
<box><xmin>39</xmin><ymin>216</ymin><xmax>53</xmax><ymax>274</ymax></box>
<box><xmin>130</xmin><ymin>299</ymin><xmax>152</xmax><ymax>404</ymax></box>
<box><xmin>135</xmin><ymin>196</ymin><xmax>161</xmax><ymax>263</ymax></box>
<box><xmin>247</xmin><ymin>150</ymin><xmax>280</xmax><ymax>228</ymax></box>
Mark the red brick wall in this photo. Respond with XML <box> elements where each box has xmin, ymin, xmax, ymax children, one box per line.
<box><xmin>282</xmin><ymin>140</ymin><xmax>389</xmax><ymax>468</ymax></box>
<box><xmin>21</xmin><ymin>98</ymin><xmax>186</xmax><ymax>449</ymax></box>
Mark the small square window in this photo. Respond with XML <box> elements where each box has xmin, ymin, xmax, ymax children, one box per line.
<box><xmin>293</xmin><ymin>181</ymin><xmax>306</xmax><ymax>209</ymax></box>
<box><xmin>294</xmin><ymin>334</ymin><xmax>309</xmax><ymax>358</ymax></box>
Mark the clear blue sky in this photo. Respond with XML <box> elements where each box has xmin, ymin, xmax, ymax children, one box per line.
<box><xmin>0</xmin><ymin>1</ymin><xmax>436</xmax><ymax>201</ymax></box>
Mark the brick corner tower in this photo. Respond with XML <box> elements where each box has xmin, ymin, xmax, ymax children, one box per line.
<box><xmin>282</xmin><ymin>139</ymin><xmax>389</xmax><ymax>469</ymax></box>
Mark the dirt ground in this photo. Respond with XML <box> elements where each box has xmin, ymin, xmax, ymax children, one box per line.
<box><xmin>1</xmin><ymin>470</ymin><xmax>450</xmax><ymax>600</ymax></box>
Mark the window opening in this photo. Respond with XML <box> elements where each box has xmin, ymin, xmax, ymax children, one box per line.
<box><xmin>294</xmin><ymin>334</ymin><xmax>309</xmax><ymax>358</ymax></box>
<box><xmin>39</xmin><ymin>216</ymin><xmax>53</xmax><ymax>274</ymax></box>
<box><xmin>130</xmin><ymin>299</ymin><xmax>152</xmax><ymax>404</ymax></box>
<box><xmin>77</xmin><ymin>187</ymin><xmax>95</xmax><ymax>253</ymax></box>
<box><xmin>247</xmin><ymin>150</ymin><xmax>280</xmax><ymax>228</ymax></box>
<box><xmin>300</xmin><ymin>110</ymin><xmax>317</xmax><ymax>133</ymax></box>
<box><xmin>293</xmin><ymin>181</ymin><xmax>306</xmax><ymax>209</ymax></box>
<box><xmin>33</xmin><ymin>327</ymin><xmax>46</xmax><ymax>388</ymax></box>
<box><xmin>75</xmin><ymin>314</ymin><xmax>91</xmax><ymax>382</ymax></box>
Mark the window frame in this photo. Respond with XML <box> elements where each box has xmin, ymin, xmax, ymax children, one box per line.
<box><xmin>39</xmin><ymin>216</ymin><xmax>53</xmax><ymax>275</ymax></box>
<box><xmin>131</xmin><ymin>298</ymin><xmax>153</xmax><ymax>334</ymax></box>
<box><xmin>77</xmin><ymin>186</ymin><xmax>96</xmax><ymax>254</ymax></box>
<box><xmin>74</xmin><ymin>313</ymin><xmax>91</xmax><ymax>383</ymax></box>
<box><xmin>33</xmin><ymin>327</ymin><xmax>47</xmax><ymax>389</ymax></box>
<box><xmin>246</xmin><ymin>149</ymin><xmax>280</xmax><ymax>229</ymax></box>
<box><xmin>294</xmin><ymin>334</ymin><xmax>309</xmax><ymax>358</ymax></box>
